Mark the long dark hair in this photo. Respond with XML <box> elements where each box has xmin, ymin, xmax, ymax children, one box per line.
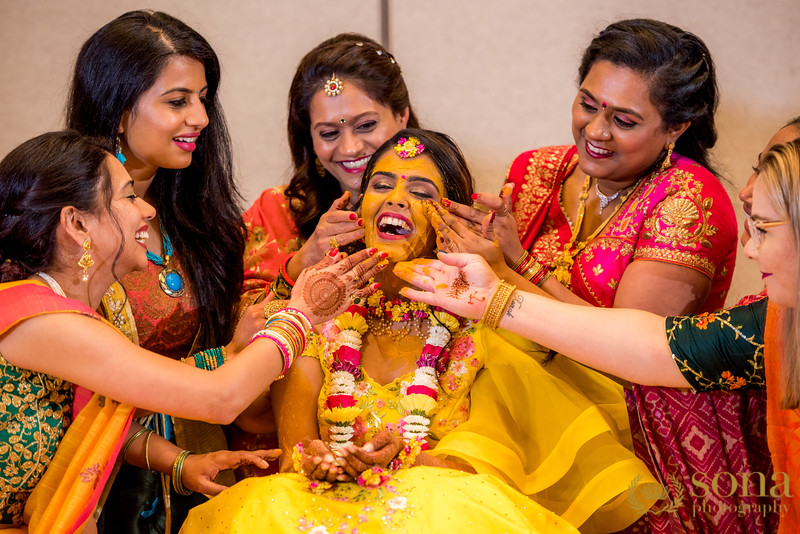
<box><xmin>286</xmin><ymin>33</ymin><xmax>420</xmax><ymax>239</ymax></box>
<box><xmin>360</xmin><ymin>129</ymin><xmax>474</xmax><ymax>205</ymax></box>
<box><xmin>578</xmin><ymin>18</ymin><xmax>718</xmax><ymax>174</ymax></box>
<box><xmin>66</xmin><ymin>10</ymin><xmax>244</xmax><ymax>348</ymax></box>
<box><xmin>0</xmin><ymin>131</ymin><xmax>113</xmax><ymax>283</ymax></box>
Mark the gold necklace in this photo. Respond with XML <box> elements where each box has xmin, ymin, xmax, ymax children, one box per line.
<box><xmin>552</xmin><ymin>174</ymin><xmax>640</xmax><ymax>286</ymax></box>
<box><xmin>552</xmin><ymin>175</ymin><xmax>591</xmax><ymax>285</ymax></box>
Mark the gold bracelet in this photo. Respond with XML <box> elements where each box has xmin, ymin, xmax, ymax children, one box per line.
<box><xmin>144</xmin><ymin>430</ymin><xmax>155</xmax><ymax>471</ymax></box>
<box><xmin>121</xmin><ymin>428</ymin><xmax>150</xmax><ymax>464</ymax></box>
<box><xmin>171</xmin><ymin>450</ymin><xmax>193</xmax><ymax>496</ymax></box>
<box><xmin>481</xmin><ymin>280</ymin><xmax>516</xmax><ymax>329</ymax></box>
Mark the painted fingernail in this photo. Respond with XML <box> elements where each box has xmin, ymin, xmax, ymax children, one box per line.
<box><xmin>349</xmin><ymin>213</ymin><xmax>357</xmax><ymax>220</ymax></box>
<box><xmin>328</xmin><ymin>248</ymin><xmax>339</xmax><ymax>257</ymax></box>
<box><xmin>358</xmin><ymin>219</ymin><xmax>364</xmax><ymax>227</ymax></box>
<box><xmin>489</xmin><ymin>211</ymin><xmax>497</xmax><ymax>223</ymax></box>
<box><xmin>379</xmin><ymin>251</ymin><xmax>389</xmax><ymax>259</ymax></box>
<box><xmin>369</xmin><ymin>248</ymin><xmax>378</xmax><ymax>255</ymax></box>
<box><xmin>372</xmin><ymin>282</ymin><xmax>381</xmax><ymax>289</ymax></box>
<box><xmin>471</xmin><ymin>193</ymin><xmax>479</xmax><ymax>201</ymax></box>
<box><xmin>441</xmin><ymin>199</ymin><xmax>452</xmax><ymax>207</ymax></box>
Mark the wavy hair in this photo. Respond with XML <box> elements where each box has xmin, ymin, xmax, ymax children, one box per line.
<box><xmin>0</xmin><ymin>131</ymin><xmax>114</xmax><ymax>284</ymax></box>
<box><xmin>578</xmin><ymin>18</ymin><xmax>718</xmax><ymax>174</ymax></box>
<box><xmin>67</xmin><ymin>10</ymin><xmax>244</xmax><ymax>348</ymax></box>
<box><xmin>285</xmin><ymin>33</ymin><xmax>419</xmax><ymax>239</ymax></box>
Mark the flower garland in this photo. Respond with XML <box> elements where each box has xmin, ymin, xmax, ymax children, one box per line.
<box><xmin>319</xmin><ymin>294</ymin><xmax>460</xmax><ymax>453</ymax></box>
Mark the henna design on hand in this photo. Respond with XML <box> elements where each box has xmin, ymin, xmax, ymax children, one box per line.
<box><xmin>467</xmin><ymin>292</ymin><xmax>485</xmax><ymax>305</ymax></box>
<box><xmin>448</xmin><ymin>271</ymin><xmax>469</xmax><ymax>298</ymax></box>
<box><xmin>302</xmin><ymin>271</ymin><xmax>347</xmax><ymax>317</ymax></box>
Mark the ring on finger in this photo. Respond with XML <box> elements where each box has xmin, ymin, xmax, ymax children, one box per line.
<box><xmin>497</xmin><ymin>205</ymin><xmax>509</xmax><ymax>217</ymax></box>
<box><xmin>329</xmin><ymin>236</ymin><xmax>339</xmax><ymax>250</ymax></box>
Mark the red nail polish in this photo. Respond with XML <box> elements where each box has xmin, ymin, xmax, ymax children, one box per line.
<box><xmin>441</xmin><ymin>199</ymin><xmax>451</xmax><ymax>207</ymax></box>
<box><xmin>373</xmin><ymin>282</ymin><xmax>381</xmax><ymax>289</ymax></box>
<box><xmin>358</xmin><ymin>219</ymin><xmax>364</xmax><ymax>227</ymax></box>
<box><xmin>379</xmin><ymin>251</ymin><xmax>389</xmax><ymax>259</ymax></box>
<box><xmin>370</xmin><ymin>248</ymin><xmax>378</xmax><ymax>254</ymax></box>
<box><xmin>349</xmin><ymin>213</ymin><xmax>357</xmax><ymax>221</ymax></box>
<box><xmin>328</xmin><ymin>248</ymin><xmax>339</xmax><ymax>257</ymax></box>
<box><xmin>490</xmin><ymin>211</ymin><xmax>497</xmax><ymax>223</ymax></box>
<box><xmin>471</xmin><ymin>193</ymin><xmax>479</xmax><ymax>201</ymax></box>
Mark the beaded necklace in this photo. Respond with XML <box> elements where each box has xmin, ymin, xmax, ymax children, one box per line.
<box><xmin>146</xmin><ymin>218</ymin><xmax>185</xmax><ymax>298</ymax></box>
<box><xmin>320</xmin><ymin>296</ymin><xmax>460</xmax><ymax>452</ymax></box>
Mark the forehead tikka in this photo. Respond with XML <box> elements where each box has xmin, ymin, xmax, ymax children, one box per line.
<box><xmin>394</xmin><ymin>137</ymin><xmax>426</xmax><ymax>158</ymax></box>
<box><xmin>324</xmin><ymin>73</ymin><xmax>343</xmax><ymax>97</ymax></box>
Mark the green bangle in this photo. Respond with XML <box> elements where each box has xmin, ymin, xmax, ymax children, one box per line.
<box><xmin>171</xmin><ymin>450</ymin><xmax>193</xmax><ymax>496</ymax></box>
<box><xmin>121</xmin><ymin>428</ymin><xmax>150</xmax><ymax>464</ymax></box>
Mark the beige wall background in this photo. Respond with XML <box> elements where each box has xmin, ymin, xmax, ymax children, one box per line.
<box><xmin>2</xmin><ymin>0</ymin><xmax>799</xmax><ymax>304</ymax></box>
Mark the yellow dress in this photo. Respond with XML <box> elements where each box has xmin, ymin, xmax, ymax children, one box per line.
<box><xmin>181</xmin><ymin>320</ymin><xmax>657</xmax><ymax>533</ymax></box>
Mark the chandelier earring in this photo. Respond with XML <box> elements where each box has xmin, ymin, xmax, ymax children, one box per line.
<box><xmin>660</xmin><ymin>142</ymin><xmax>675</xmax><ymax>173</ymax></box>
<box><xmin>78</xmin><ymin>238</ymin><xmax>94</xmax><ymax>282</ymax></box>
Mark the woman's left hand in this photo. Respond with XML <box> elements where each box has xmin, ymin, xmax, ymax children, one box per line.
<box><xmin>394</xmin><ymin>252</ymin><xmax>501</xmax><ymax>321</ymax></box>
<box><xmin>181</xmin><ymin>449</ymin><xmax>281</xmax><ymax>495</ymax></box>
<box><xmin>335</xmin><ymin>430</ymin><xmax>404</xmax><ymax>479</ymax></box>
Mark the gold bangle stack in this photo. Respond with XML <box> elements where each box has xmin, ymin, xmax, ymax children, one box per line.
<box><xmin>481</xmin><ymin>280</ymin><xmax>516</xmax><ymax>329</ymax></box>
<box><xmin>171</xmin><ymin>450</ymin><xmax>193</xmax><ymax>496</ymax></box>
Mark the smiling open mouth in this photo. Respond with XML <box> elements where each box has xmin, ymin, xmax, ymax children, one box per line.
<box><xmin>378</xmin><ymin>215</ymin><xmax>412</xmax><ymax>236</ymax></box>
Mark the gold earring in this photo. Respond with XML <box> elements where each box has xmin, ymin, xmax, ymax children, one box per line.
<box><xmin>660</xmin><ymin>142</ymin><xmax>675</xmax><ymax>173</ymax></box>
<box><xmin>78</xmin><ymin>238</ymin><xmax>94</xmax><ymax>281</ymax></box>
<box><xmin>315</xmin><ymin>157</ymin><xmax>326</xmax><ymax>176</ymax></box>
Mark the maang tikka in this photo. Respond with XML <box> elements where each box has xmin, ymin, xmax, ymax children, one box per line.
<box><xmin>324</xmin><ymin>74</ymin><xmax>343</xmax><ymax>97</ymax></box>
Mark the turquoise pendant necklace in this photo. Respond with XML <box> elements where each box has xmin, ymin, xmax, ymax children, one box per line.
<box><xmin>146</xmin><ymin>220</ymin><xmax>185</xmax><ymax>298</ymax></box>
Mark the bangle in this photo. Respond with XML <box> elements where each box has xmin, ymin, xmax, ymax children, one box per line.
<box><xmin>144</xmin><ymin>430</ymin><xmax>155</xmax><ymax>471</ymax></box>
<box><xmin>171</xmin><ymin>450</ymin><xmax>193</xmax><ymax>496</ymax></box>
<box><xmin>481</xmin><ymin>280</ymin><xmax>516</xmax><ymax>329</ymax></box>
<box><xmin>269</xmin><ymin>255</ymin><xmax>297</xmax><ymax>300</ymax></box>
<box><xmin>250</xmin><ymin>309</ymin><xmax>310</xmax><ymax>378</ymax></box>
<box><xmin>191</xmin><ymin>347</ymin><xmax>227</xmax><ymax>370</ymax></box>
<box><xmin>510</xmin><ymin>251</ymin><xmax>530</xmax><ymax>272</ymax></box>
<box><xmin>121</xmin><ymin>428</ymin><xmax>150</xmax><ymax>464</ymax></box>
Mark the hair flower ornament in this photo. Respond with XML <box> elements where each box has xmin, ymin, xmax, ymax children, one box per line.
<box><xmin>394</xmin><ymin>137</ymin><xmax>425</xmax><ymax>158</ymax></box>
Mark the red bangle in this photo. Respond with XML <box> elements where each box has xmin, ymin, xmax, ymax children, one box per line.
<box><xmin>280</xmin><ymin>253</ymin><xmax>297</xmax><ymax>287</ymax></box>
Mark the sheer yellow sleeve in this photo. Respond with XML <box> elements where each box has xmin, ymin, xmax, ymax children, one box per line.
<box><xmin>429</xmin><ymin>326</ymin><xmax>660</xmax><ymax>532</ymax></box>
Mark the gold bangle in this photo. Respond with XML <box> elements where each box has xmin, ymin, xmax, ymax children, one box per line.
<box><xmin>481</xmin><ymin>280</ymin><xmax>516</xmax><ymax>329</ymax></box>
<box><xmin>144</xmin><ymin>430</ymin><xmax>155</xmax><ymax>471</ymax></box>
<box><xmin>121</xmin><ymin>428</ymin><xmax>149</xmax><ymax>464</ymax></box>
<box><xmin>171</xmin><ymin>450</ymin><xmax>193</xmax><ymax>496</ymax></box>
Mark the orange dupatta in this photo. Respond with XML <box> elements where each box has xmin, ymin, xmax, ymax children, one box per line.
<box><xmin>765</xmin><ymin>301</ymin><xmax>800</xmax><ymax>531</ymax></box>
<box><xmin>0</xmin><ymin>280</ymin><xmax>134</xmax><ymax>533</ymax></box>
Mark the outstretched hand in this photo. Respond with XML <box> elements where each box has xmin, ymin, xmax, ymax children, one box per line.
<box><xmin>182</xmin><ymin>449</ymin><xmax>281</xmax><ymax>495</ymax></box>
<box><xmin>394</xmin><ymin>252</ymin><xmax>500</xmax><ymax>321</ymax></box>
<box><xmin>291</xmin><ymin>247</ymin><xmax>388</xmax><ymax>325</ymax></box>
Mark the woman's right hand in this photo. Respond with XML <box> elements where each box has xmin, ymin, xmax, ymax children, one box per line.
<box><xmin>394</xmin><ymin>252</ymin><xmax>501</xmax><ymax>320</ymax></box>
<box><xmin>289</xmin><ymin>247</ymin><xmax>387</xmax><ymax>325</ymax></box>
<box><xmin>287</xmin><ymin>191</ymin><xmax>364</xmax><ymax>279</ymax></box>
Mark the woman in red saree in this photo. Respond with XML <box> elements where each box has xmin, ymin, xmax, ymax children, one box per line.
<box><xmin>0</xmin><ymin>131</ymin><xmax>384</xmax><ymax>533</ymax></box>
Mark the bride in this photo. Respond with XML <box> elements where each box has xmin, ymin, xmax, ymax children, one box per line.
<box><xmin>180</xmin><ymin>129</ymin><xmax>658</xmax><ymax>533</ymax></box>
